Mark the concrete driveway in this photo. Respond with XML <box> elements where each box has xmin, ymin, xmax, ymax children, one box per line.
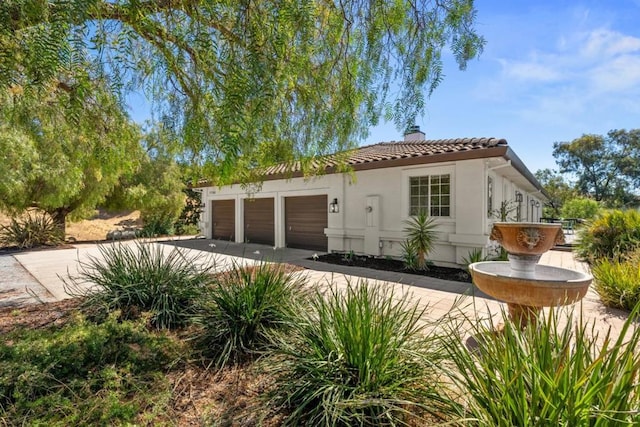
<box><xmin>0</xmin><ymin>237</ymin><xmax>633</xmax><ymax>339</ymax></box>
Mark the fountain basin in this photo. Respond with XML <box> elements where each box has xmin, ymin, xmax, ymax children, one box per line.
<box><xmin>469</xmin><ymin>261</ymin><xmax>592</xmax><ymax>308</ymax></box>
<box><xmin>490</xmin><ymin>222</ymin><xmax>565</xmax><ymax>256</ymax></box>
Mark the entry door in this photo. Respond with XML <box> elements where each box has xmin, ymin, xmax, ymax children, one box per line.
<box><xmin>244</xmin><ymin>197</ymin><xmax>275</xmax><ymax>245</ymax></box>
<box><xmin>285</xmin><ymin>195</ymin><xmax>328</xmax><ymax>251</ymax></box>
<box><xmin>211</xmin><ymin>199</ymin><xmax>235</xmax><ymax>241</ymax></box>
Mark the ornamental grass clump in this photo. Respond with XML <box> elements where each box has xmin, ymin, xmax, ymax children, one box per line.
<box><xmin>0</xmin><ymin>212</ymin><xmax>63</xmax><ymax>249</ymax></box>
<box><xmin>592</xmin><ymin>248</ymin><xmax>640</xmax><ymax>311</ymax></box>
<box><xmin>64</xmin><ymin>242</ymin><xmax>216</xmax><ymax>329</ymax></box>
<box><xmin>575</xmin><ymin>210</ymin><xmax>640</xmax><ymax>264</ymax></box>
<box><xmin>194</xmin><ymin>261</ymin><xmax>307</xmax><ymax>370</ymax></box>
<box><xmin>267</xmin><ymin>280</ymin><xmax>458</xmax><ymax>426</ymax></box>
<box><xmin>443</xmin><ymin>307</ymin><xmax>640</xmax><ymax>426</ymax></box>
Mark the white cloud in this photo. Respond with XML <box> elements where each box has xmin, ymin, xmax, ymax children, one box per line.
<box><xmin>589</xmin><ymin>54</ymin><xmax>640</xmax><ymax>92</ymax></box>
<box><xmin>497</xmin><ymin>28</ymin><xmax>640</xmax><ymax>95</ymax></box>
<box><xmin>580</xmin><ymin>29</ymin><xmax>640</xmax><ymax>58</ymax></box>
<box><xmin>502</xmin><ymin>59</ymin><xmax>563</xmax><ymax>82</ymax></box>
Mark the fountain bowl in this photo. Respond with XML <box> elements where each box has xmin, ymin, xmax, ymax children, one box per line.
<box><xmin>490</xmin><ymin>222</ymin><xmax>565</xmax><ymax>256</ymax></box>
<box><xmin>469</xmin><ymin>261</ymin><xmax>592</xmax><ymax>308</ymax></box>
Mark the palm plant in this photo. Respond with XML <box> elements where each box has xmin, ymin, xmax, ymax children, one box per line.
<box><xmin>461</xmin><ymin>247</ymin><xmax>486</xmax><ymax>271</ymax></box>
<box><xmin>400</xmin><ymin>240</ymin><xmax>419</xmax><ymax>271</ymax></box>
<box><xmin>403</xmin><ymin>211</ymin><xmax>438</xmax><ymax>270</ymax></box>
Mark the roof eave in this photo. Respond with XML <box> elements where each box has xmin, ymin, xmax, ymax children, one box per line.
<box><xmin>254</xmin><ymin>145</ymin><xmax>510</xmax><ymax>182</ymax></box>
<box><xmin>192</xmin><ymin>144</ymin><xmax>549</xmax><ymax>196</ymax></box>
<box><xmin>503</xmin><ymin>147</ymin><xmax>549</xmax><ymax>200</ymax></box>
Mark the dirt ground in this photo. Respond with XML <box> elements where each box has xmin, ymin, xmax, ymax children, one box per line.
<box><xmin>0</xmin><ymin>209</ymin><xmax>142</xmax><ymax>242</ymax></box>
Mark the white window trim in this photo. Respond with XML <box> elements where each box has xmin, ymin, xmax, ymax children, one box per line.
<box><xmin>401</xmin><ymin>166</ymin><xmax>455</xmax><ymax>221</ymax></box>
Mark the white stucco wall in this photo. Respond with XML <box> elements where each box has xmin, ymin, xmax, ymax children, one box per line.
<box><xmin>198</xmin><ymin>156</ymin><xmax>544</xmax><ymax>266</ymax></box>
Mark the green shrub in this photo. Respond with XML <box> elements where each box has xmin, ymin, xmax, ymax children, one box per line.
<box><xmin>64</xmin><ymin>242</ymin><xmax>216</xmax><ymax>329</ymax></box>
<box><xmin>194</xmin><ymin>262</ymin><xmax>307</xmax><ymax>369</ymax></box>
<box><xmin>443</xmin><ymin>307</ymin><xmax>640</xmax><ymax>426</ymax></box>
<box><xmin>0</xmin><ymin>212</ymin><xmax>63</xmax><ymax>249</ymax></box>
<box><xmin>174</xmin><ymin>223</ymin><xmax>200</xmax><ymax>236</ymax></box>
<box><xmin>561</xmin><ymin>197</ymin><xmax>601</xmax><ymax>220</ymax></box>
<box><xmin>141</xmin><ymin>214</ymin><xmax>175</xmax><ymax>236</ymax></box>
<box><xmin>173</xmin><ymin>187</ymin><xmax>202</xmax><ymax>235</ymax></box>
<box><xmin>267</xmin><ymin>280</ymin><xmax>457</xmax><ymax>426</ymax></box>
<box><xmin>462</xmin><ymin>247</ymin><xmax>486</xmax><ymax>269</ymax></box>
<box><xmin>592</xmin><ymin>249</ymin><xmax>640</xmax><ymax>311</ymax></box>
<box><xmin>403</xmin><ymin>211</ymin><xmax>438</xmax><ymax>270</ymax></box>
<box><xmin>575</xmin><ymin>210</ymin><xmax>640</xmax><ymax>264</ymax></box>
<box><xmin>0</xmin><ymin>314</ymin><xmax>179</xmax><ymax>424</ymax></box>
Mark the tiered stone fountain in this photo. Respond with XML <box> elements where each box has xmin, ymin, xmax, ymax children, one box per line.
<box><xmin>469</xmin><ymin>222</ymin><xmax>592</xmax><ymax>328</ymax></box>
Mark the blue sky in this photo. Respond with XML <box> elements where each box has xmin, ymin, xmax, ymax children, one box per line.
<box><xmin>365</xmin><ymin>0</ymin><xmax>640</xmax><ymax>173</ymax></box>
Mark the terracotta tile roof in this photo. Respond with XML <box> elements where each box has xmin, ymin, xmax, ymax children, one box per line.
<box><xmin>263</xmin><ymin>137</ymin><xmax>508</xmax><ymax>176</ymax></box>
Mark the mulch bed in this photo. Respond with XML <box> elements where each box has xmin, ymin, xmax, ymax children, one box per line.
<box><xmin>0</xmin><ymin>298</ymin><xmax>81</xmax><ymax>334</ymax></box>
<box><xmin>312</xmin><ymin>253</ymin><xmax>472</xmax><ymax>283</ymax></box>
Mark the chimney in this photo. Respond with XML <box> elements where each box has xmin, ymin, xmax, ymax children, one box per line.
<box><xmin>404</xmin><ymin>125</ymin><xmax>425</xmax><ymax>141</ymax></box>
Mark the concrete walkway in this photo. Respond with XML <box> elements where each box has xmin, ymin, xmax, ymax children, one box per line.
<box><xmin>0</xmin><ymin>255</ymin><xmax>54</xmax><ymax>308</ymax></box>
<box><xmin>0</xmin><ymin>238</ymin><xmax>633</xmax><ymax>337</ymax></box>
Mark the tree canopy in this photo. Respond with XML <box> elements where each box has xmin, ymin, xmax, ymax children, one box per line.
<box><xmin>534</xmin><ymin>168</ymin><xmax>578</xmax><ymax>217</ymax></box>
<box><xmin>552</xmin><ymin>129</ymin><xmax>640</xmax><ymax>207</ymax></box>
<box><xmin>0</xmin><ymin>73</ymin><xmax>142</xmax><ymax>231</ymax></box>
<box><xmin>106</xmin><ymin>124</ymin><xmax>187</xmax><ymax>234</ymax></box>
<box><xmin>1</xmin><ymin>0</ymin><xmax>485</xmax><ymax>183</ymax></box>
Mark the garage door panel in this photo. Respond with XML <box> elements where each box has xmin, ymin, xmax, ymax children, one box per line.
<box><xmin>285</xmin><ymin>195</ymin><xmax>327</xmax><ymax>251</ymax></box>
<box><xmin>244</xmin><ymin>198</ymin><xmax>274</xmax><ymax>245</ymax></box>
<box><xmin>212</xmin><ymin>200</ymin><xmax>235</xmax><ymax>241</ymax></box>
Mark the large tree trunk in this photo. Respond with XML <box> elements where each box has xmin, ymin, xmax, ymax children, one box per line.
<box><xmin>48</xmin><ymin>208</ymin><xmax>68</xmax><ymax>238</ymax></box>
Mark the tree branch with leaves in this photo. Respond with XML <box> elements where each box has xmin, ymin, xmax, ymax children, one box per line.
<box><xmin>552</xmin><ymin>129</ymin><xmax>640</xmax><ymax>207</ymax></box>
<box><xmin>1</xmin><ymin>0</ymin><xmax>485</xmax><ymax>184</ymax></box>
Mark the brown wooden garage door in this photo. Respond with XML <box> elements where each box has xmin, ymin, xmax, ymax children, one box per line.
<box><xmin>244</xmin><ymin>198</ymin><xmax>274</xmax><ymax>245</ymax></box>
<box><xmin>285</xmin><ymin>195</ymin><xmax>328</xmax><ymax>251</ymax></box>
<box><xmin>211</xmin><ymin>199</ymin><xmax>235</xmax><ymax>241</ymax></box>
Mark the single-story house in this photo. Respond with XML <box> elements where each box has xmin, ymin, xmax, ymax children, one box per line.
<box><xmin>194</xmin><ymin>127</ymin><xmax>546</xmax><ymax>266</ymax></box>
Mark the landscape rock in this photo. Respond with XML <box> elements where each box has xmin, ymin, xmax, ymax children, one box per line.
<box><xmin>106</xmin><ymin>229</ymin><xmax>138</xmax><ymax>241</ymax></box>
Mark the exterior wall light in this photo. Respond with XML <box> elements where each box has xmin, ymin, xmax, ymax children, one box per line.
<box><xmin>329</xmin><ymin>198</ymin><xmax>339</xmax><ymax>213</ymax></box>
<box><xmin>515</xmin><ymin>191</ymin><xmax>523</xmax><ymax>222</ymax></box>
<box><xmin>515</xmin><ymin>191</ymin><xmax>523</xmax><ymax>203</ymax></box>
<box><xmin>530</xmin><ymin>199</ymin><xmax>540</xmax><ymax>221</ymax></box>
<box><xmin>530</xmin><ymin>199</ymin><xmax>535</xmax><ymax>218</ymax></box>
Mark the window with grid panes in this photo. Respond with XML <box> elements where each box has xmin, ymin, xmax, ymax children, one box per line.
<box><xmin>409</xmin><ymin>174</ymin><xmax>450</xmax><ymax>216</ymax></box>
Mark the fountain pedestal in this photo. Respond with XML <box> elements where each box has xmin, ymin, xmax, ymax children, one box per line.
<box><xmin>506</xmin><ymin>304</ymin><xmax>541</xmax><ymax>328</ymax></box>
<box><xmin>469</xmin><ymin>222</ymin><xmax>592</xmax><ymax>328</ymax></box>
